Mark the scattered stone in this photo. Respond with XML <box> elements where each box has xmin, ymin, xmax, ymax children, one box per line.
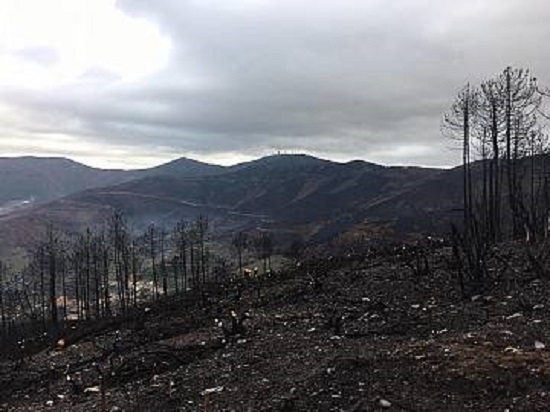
<box><xmin>201</xmin><ymin>386</ymin><xmax>224</xmax><ymax>396</ymax></box>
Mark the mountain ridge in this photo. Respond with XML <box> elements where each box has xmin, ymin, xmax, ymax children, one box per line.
<box><xmin>0</xmin><ymin>154</ymin><xmax>452</xmax><ymax>257</ymax></box>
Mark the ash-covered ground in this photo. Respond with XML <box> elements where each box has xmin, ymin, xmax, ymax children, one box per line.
<box><xmin>3</xmin><ymin>243</ymin><xmax>550</xmax><ymax>411</ymax></box>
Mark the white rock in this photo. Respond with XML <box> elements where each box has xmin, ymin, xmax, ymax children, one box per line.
<box><xmin>535</xmin><ymin>341</ymin><xmax>546</xmax><ymax>350</ymax></box>
<box><xmin>379</xmin><ymin>398</ymin><xmax>392</xmax><ymax>408</ymax></box>
<box><xmin>201</xmin><ymin>386</ymin><xmax>224</xmax><ymax>396</ymax></box>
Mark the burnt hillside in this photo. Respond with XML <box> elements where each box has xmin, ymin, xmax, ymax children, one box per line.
<box><xmin>3</xmin><ymin>242</ymin><xmax>550</xmax><ymax>411</ymax></box>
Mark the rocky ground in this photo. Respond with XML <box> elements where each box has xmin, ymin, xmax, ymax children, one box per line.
<box><xmin>3</xmin><ymin>244</ymin><xmax>550</xmax><ymax>411</ymax></box>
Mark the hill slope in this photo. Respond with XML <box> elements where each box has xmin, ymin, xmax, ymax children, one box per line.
<box><xmin>0</xmin><ymin>157</ymin><xmax>132</xmax><ymax>205</ymax></box>
<box><xmin>0</xmin><ymin>156</ymin><xmax>229</xmax><ymax>207</ymax></box>
<box><xmin>0</xmin><ymin>155</ymin><xmax>446</xmax><ymax>254</ymax></box>
<box><xmin>2</xmin><ymin>245</ymin><xmax>549</xmax><ymax>410</ymax></box>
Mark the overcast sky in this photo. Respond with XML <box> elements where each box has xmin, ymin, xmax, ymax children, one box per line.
<box><xmin>1</xmin><ymin>0</ymin><xmax>549</xmax><ymax>169</ymax></box>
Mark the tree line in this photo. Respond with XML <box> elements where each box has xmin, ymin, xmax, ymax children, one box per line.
<box><xmin>0</xmin><ymin>212</ymin><xmax>275</xmax><ymax>352</ymax></box>
<box><xmin>443</xmin><ymin>66</ymin><xmax>550</xmax><ymax>293</ymax></box>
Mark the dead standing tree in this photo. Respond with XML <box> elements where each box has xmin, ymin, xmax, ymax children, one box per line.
<box><xmin>232</xmin><ymin>231</ymin><xmax>248</xmax><ymax>278</ymax></box>
<box><xmin>480</xmin><ymin>79</ymin><xmax>504</xmax><ymax>242</ymax></box>
<box><xmin>46</xmin><ymin>225</ymin><xmax>60</xmax><ymax>327</ymax></box>
<box><xmin>196</xmin><ymin>215</ymin><xmax>209</xmax><ymax>287</ymax></box>
<box><xmin>174</xmin><ymin>220</ymin><xmax>188</xmax><ymax>292</ymax></box>
<box><xmin>159</xmin><ymin>226</ymin><xmax>168</xmax><ymax>297</ymax></box>
<box><xmin>500</xmin><ymin>67</ymin><xmax>542</xmax><ymax>238</ymax></box>
<box><xmin>254</xmin><ymin>231</ymin><xmax>273</xmax><ymax>275</ymax></box>
<box><xmin>130</xmin><ymin>239</ymin><xmax>142</xmax><ymax>307</ymax></box>
<box><xmin>187</xmin><ymin>226</ymin><xmax>198</xmax><ymax>289</ymax></box>
<box><xmin>146</xmin><ymin>223</ymin><xmax>159</xmax><ymax>301</ymax></box>
<box><xmin>442</xmin><ymin>83</ymin><xmax>479</xmax><ymax>240</ymax></box>
<box><xmin>444</xmin><ymin>66</ymin><xmax>549</xmax><ymax>295</ymax></box>
<box><xmin>252</xmin><ymin>231</ymin><xmax>273</xmax><ymax>301</ymax></box>
<box><xmin>109</xmin><ymin>211</ymin><xmax>132</xmax><ymax>314</ymax></box>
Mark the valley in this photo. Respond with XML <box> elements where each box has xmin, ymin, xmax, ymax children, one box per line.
<box><xmin>0</xmin><ymin>154</ymin><xmax>453</xmax><ymax>259</ymax></box>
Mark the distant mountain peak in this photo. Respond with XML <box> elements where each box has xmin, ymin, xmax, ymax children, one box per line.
<box><xmin>229</xmin><ymin>153</ymin><xmax>337</xmax><ymax>172</ymax></box>
<box><xmin>160</xmin><ymin>156</ymin><xmax>215</xmax><ymax>166</ymax></box>
<box><xmin>144</xmin><ymin>156</ymin><xmax>226</xmax><ymax>178</ymax></box>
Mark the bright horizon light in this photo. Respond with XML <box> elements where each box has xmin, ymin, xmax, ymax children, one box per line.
<box><xmin>0</xmin><ymin>0</ymin><xmax>171</xmax><ymax>88</ymax></box>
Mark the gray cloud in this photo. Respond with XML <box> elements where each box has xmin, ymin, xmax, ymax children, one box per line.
<box><xmin>1</xmin><ymin>0</ymin><xmax>550</xmax><ymax>168</ymax></box>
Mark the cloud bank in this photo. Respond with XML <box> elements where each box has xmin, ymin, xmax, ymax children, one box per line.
<box><xmin>1</xmin><ymin>0</ymin><xmax>550</xmax><ymax>168</ymax></box>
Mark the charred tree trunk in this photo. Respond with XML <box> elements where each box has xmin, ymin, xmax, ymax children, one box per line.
<box><xmin>47</xmin><ymin>227</ymin><xmax>58</xmax><ymax>326</ymax></box>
